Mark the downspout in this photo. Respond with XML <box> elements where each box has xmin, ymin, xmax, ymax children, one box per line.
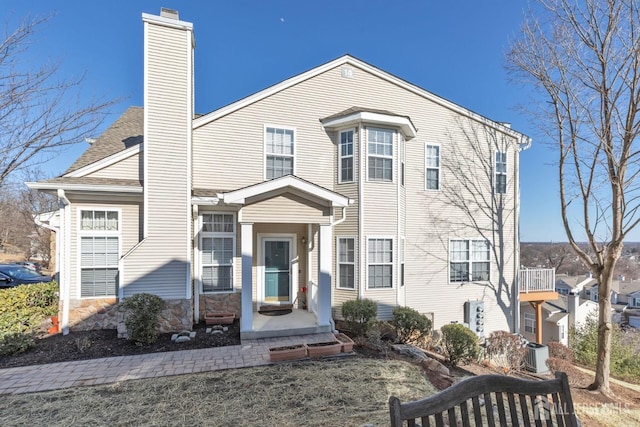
<box><xmin>327</xmin><ymin>206</ymin><xmax>348</xmax><ymax>332</ymax></box>
<box><xmin>57</xmin><ymin>189</ymin><xmax>71</xmax><ymax>335</ymax></box>
<box><xmin>192</xmin><ymin>204</ymin><xmax>200</xmax><ymax>323</ymax></box>
<box><xmin>358</xmin><ymin>126</ymin><xmax>365</xmax><ymax>300</ymax></box>
<box><xmin>513</xmin><ymin>135</ymin><xmax>531</xmax><ymax>334</ymax></box>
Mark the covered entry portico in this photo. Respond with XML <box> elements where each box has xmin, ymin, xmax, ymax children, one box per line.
<box><xmin>218</xmin><ymin>175</ymin><xmax>352</xmax><ymax>339</ymax></box>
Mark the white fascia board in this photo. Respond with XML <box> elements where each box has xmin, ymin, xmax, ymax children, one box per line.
<box><xmin>25</xmin><ymin>181</ymin><xmax>143</xmax><ymax>193</ymax></box>
<box><xmin>322</xmin><ymin>111</ymin><xmax>417</xmax><ymax>139</ymax></box>
<box><xmin>220</xmin><ymin>176</ymin><xmax>352</xmax><ymax>207</ymax></box>
<box><xmin>64</xmin><ymin>144</ymin><xmax>143</xmax><ymax>178</ymax></box>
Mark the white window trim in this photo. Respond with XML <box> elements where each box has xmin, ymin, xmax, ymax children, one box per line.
<box><xmin>264</xmin><ymin>124</ymin><xmax>296</xmax><ymax>180</ymax></box>
<box><xmin>200</xmin><ymin>212</ymin><xmax>236</xmax><ymax>294</ymax></box>
<box><xmin>633</xmin><ymin>297</ymin><xmax>640</xmax><ymax>308</ymax></box>
<box><xmin>366</xmin><ymin>236</ymin><xmax>394</xmax><ymax>290</ymax></box>
<box><xmin>76</xmin><ymin>207</ymin><xmax>122</xmax><ymax>300</ymax></box>
<box><xmin>336</xmin><ymin>236</ymin><xmax>356</xmax><ymax>290</ymax></box>
<box><xmin>524</xmin><ymin>312</ymin><xmax>536</xmax><ymax>334</ymax></box>
<box><xmin>425</xmin><ymin>143</ymin><xmax>441</xmax><ymax>191</ymax></box>
<box><xmin>366</xmin><ymin>127</ymin><xmax>395</xmax><ymax>183</ymax></box>
<box><xmin>448</xmin><ymin>238</ymin><xmax>491</xmax><ymax>284</ymax></box>
<box><xmin>495</xmin><ymin>150</ymin><xmax>507</xmax><ymax>194</ymax></box>
<box><xmin>338</xmin><ymin>128</ymin><xmax>355</xmax><ymax>184</ymax></box>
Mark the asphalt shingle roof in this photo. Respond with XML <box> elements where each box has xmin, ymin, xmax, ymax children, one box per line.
<box><xmin>64</xmin><ymin>106</ymin><xmax>144</xmax><ymax>175</ymax></box>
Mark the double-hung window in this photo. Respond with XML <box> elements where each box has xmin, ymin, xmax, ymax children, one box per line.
<box><xmin>368</xmin><ymin>238</ymin><xmax>393</xmax><ymax>288</ymax></box>
<box><xmin>425</xmin><ymin>144</ymin><xmax>440</xmax><ymax>190</ymax></box>
<box><xmin>79</xmin><ymin>209</ymin><xmax>119</xmax><ymax>298</ymax></box>
<box><xmin>339</xmin><ymin>130</ymin><xmax>354</xmax><ymax>183</ymax></box>
<box><xmin>449</xmin><ymin>239</ymin><xmax>490</xmax><ymax>282</ymax></box>
<box><xmin>495</xmin><ymin>151</ymin><xmax>507</xmax><ymax>194</ymax></box>
<box><xmin>368</xmin><ymin>128</ymin><xmax>393</xmax><ymax>181</ymax></box>
<box><xmin>524</xmin><ymin>312</ymin><xmax>536</xmax><ymax>334</ymax></box>
<box><xmin>201</xmin><ymin>213</ymin><xmax>235</xmax><ymax>292</ymax></box>
<box><xmin>337</xmin><ymin>237</ymin><xmax>355</xmax><ymax>289</ymax></box>
<box><xmin>265</xmin><ymin>126</ymin><xmax>294</xmax><ymax>179</ymax></box>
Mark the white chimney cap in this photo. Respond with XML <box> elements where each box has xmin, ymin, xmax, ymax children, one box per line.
<box><xmin>160</xmin><ymin>8</ymin><xmax>179</xmax><ymax>20</ymax></box>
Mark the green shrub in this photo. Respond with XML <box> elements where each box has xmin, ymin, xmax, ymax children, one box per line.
<box><xmin>0</xmin><ymin>332</ymin><xmax>36</xmax><ymax>355</ymax></box>
<box><xmin>120</xmin><ymin>293</ymin><xmax>164</xmax><ymax>345</ymax></box>
<box><xmin>441</xmin><ymin>323</ymin><xmax>479</xmax><ymax>366</ymax></box>
<box><xmin>570</xmin><ymin>314</ymin><xmax>640</xmax><ymax>380</ymax></box>
<box><xmin>341</xmin><ymin>298</ymin><xmax>378</xmax><ymax>337</ymax></box>
<box><xmin>485</xmin><ymin>330</ymin><xmax>526</xmax><ymax>372</ymax></box>
<box><xmin>0</xmin><ymin>281</ymin><xmax>59</xmax><ymax>355</ymax></box>
<box><xmin>391</xmin><ymin>306</ymin><xmax>432</xmax><ymax>345</ymax></box>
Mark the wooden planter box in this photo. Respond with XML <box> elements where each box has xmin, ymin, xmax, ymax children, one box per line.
<box><xmin>204</xmin><ymin>312</ymin><xmax>235</xmax><ymax>325</ymax></box>
<box><xmin>307</xmin><ymin>340</ymin><xmax>342</xmax><ymax>357</ymax></box>
<box><xmin>334</xmin><ymin>333</ymin><xmax>354</xmax><ymax>353</ymax></box>
<box><xmin>269</xmin><ymin>344</ymin><xmax>307</xmax><ymax>362</ymax></box>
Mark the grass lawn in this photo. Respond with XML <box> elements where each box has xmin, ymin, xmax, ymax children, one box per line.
<box><xmin>0</xmin><ymin>357</ymin><xmax>436</xmax><ymax>426</ymax></box>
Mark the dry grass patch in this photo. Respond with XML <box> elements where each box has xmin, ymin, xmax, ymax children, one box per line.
<box><xmin>0</xmin><ymin>357</ymin><xmax>436</xmax><ymax>426</ymax></box>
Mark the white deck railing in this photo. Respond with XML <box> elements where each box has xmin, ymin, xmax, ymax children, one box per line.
<box><xmin>519</xmin><ymin>268</ymin><xmax>556</xmax><ymax>293</ymax></box>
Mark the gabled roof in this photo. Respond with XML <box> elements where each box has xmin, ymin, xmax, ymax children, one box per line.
<box><xmin>192</xmin><ymin>54</ymin><xmax>529</xmax><ymax>144</ymax></box>
<box><xmin>64</xmin><ymin>106</ymin><xmax>144</xmax><ymax>175</ymax></box>
<box><xmin>218</xmin><ymin>175</ymin><xmax>352</xmax><ymax>207</ymax></box>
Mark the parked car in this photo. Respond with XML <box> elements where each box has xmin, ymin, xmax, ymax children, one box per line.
<box><xmin>13</xmin><ymin>261</ymin><xmax>42</xmax><ymax>274</ymax></box>
<box><xmin>0</xmin><ymin>264</ymin><xmax>52</xmax><ymax>288</ymax></box>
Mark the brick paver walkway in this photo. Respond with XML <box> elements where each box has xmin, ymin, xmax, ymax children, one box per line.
<box><xmin>0</xmin><ymin>333</ymin><xmax>335</xmax><ymax>395</ymax></box>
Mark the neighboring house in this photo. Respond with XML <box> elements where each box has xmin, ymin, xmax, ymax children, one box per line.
<box><xmin>555</xmin><ymin>274</ymin><xmax>596</xmax><ymax>297</ymax></box>
<box><xmin>28</xmin><ymin>9</ymin><xmax>536</xmax><ymax>339</ymax></box>
<box><xmin>519</xmin><ymin>293</ymin><xmax>597</xmax><ymax>346</ymax></box>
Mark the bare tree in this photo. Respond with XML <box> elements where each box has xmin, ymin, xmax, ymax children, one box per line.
<box><xmin>0</xmin><ymin>14</ymin><xmax>115</xmax><ymax>188</ymax></box>
<box><xmin>507</xmin><ymin>0</ymin><xmax>640</xmax><ymax>395</ymax></box>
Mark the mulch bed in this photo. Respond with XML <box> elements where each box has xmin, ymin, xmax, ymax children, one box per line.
<box><xmin>0</xmin><ymin>321</ymin><xmax>240</xmax><ymax>369</ymax></box>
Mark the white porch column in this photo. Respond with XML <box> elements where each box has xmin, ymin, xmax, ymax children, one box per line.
<box><xmin>317</xmin><ymin>224</ymin><xmax>332</xmax><ymax>326</ymax></box>
<box><xmin>240</xmin><ymin>222</ymin><xmax>254</xmax><ymax>333</ymax></box>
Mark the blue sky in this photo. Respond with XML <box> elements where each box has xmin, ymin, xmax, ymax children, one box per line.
<box><xmin>6</xmin><ymin>0</ymin><xmax>570</xmax><ymax>242</ymax></box>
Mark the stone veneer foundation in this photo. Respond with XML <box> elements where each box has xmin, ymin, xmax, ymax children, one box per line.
<box><xmin>67</xmin><ymin>298</ymin><xmax>193</xmax><ymax>336</ymax></box>
<box><xmin>199</xmin><ymin>293</ymin><xmax>241</xmax><ymax>321</ymax></box>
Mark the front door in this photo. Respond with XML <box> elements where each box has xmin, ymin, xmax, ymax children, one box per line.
<box><xmin>263</xmin><ymin>239</ymin><xmax>292</xmax><ymax>304</ymax></box>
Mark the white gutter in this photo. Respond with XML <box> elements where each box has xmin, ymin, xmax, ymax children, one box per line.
<box><xmin>57</xmin><ymin>189</ymin><xmax>71</xmax><ymax>335</ymax></box>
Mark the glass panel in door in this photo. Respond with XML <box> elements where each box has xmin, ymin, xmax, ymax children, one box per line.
<box><xmin>264</xmin><ymin>240</ymin><xmax>290</xmax><ymax>303</ymax></box>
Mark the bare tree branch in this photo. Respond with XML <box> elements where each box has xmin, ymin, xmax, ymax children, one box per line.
<box><xmin>0</xmin><ymin>14</ymin><xmax>118</xmax><ymax>188</ymax></box>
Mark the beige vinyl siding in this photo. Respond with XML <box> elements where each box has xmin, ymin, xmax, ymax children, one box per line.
<box><xmin>68</xmin><ymin>201</ymin><xmax>141</xmax><ymax>299</ymax></box>
<box><xmin>403</xmin><ymin>124</ymin><xmax>518</xmax><ymax>332</ymax></box>
<box><xmin>241</xmin><ymin>194</ymin><xmax>330</xmax><ymax>223</ymax></box>
<box><xmin>86</xmin><ymin>153</ymin><xmax>142</xmax><ymax>180</ymax></box>
<box><xmin>123</xmin><ymin>21</ymin><xmax>192</xmax><ymax>298</ymax></box>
